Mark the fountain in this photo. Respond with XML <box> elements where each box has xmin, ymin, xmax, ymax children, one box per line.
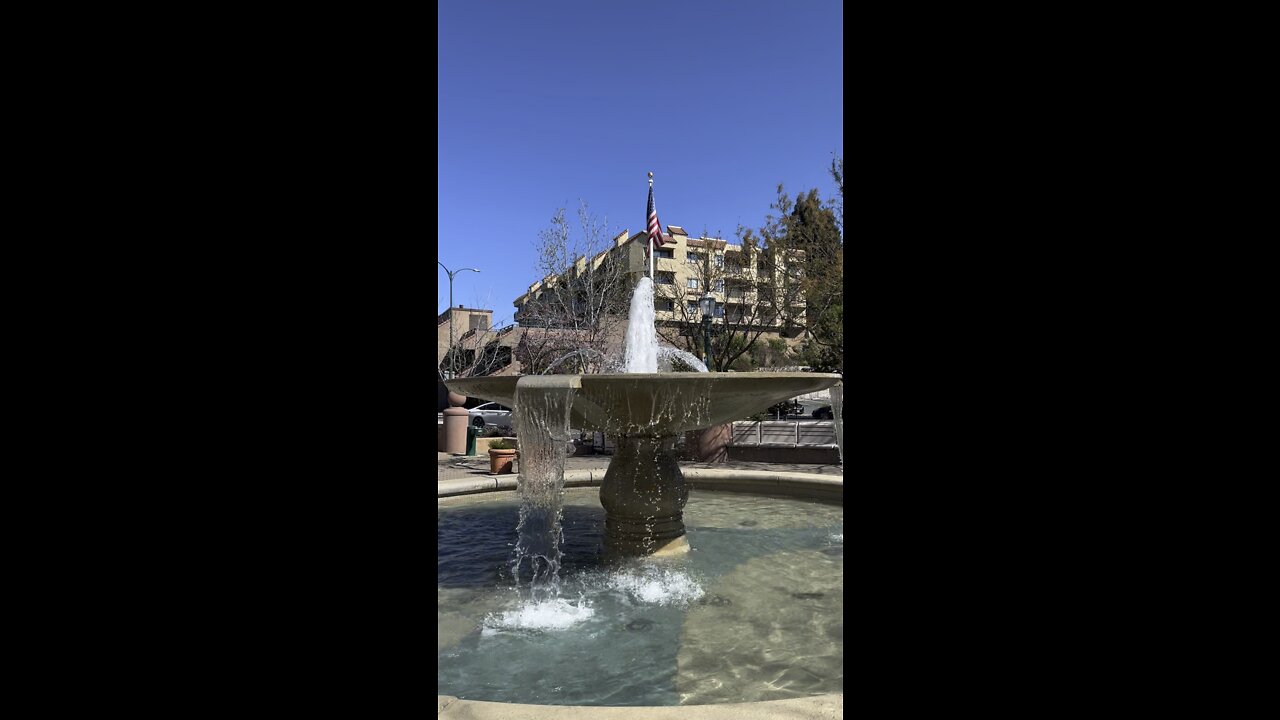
<box><xmin>449</xmin><ymin>370</ymin><xmax>838</xmax><ymax>556</ymax></box>
<box><xmin>445</xmin><ymin>273</ymin><xmax>842</xmax><ymax>558</ymax></box>
<box><xmin>439</xmin><ymin>270</ymin><xmax>843</xmax><ymax>713</ymax></box>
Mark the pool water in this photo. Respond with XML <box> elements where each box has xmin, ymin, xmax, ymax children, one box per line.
<box><xmin>438</xmin><ymin>487</ymin><xmax>843</xmax><ymax>706</ymax></box>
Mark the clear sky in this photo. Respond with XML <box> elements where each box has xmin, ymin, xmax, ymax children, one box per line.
<box><xmin>438</xmin><ymin>0</ymin><xmax>843</xmax><ymax>323</ymax></box>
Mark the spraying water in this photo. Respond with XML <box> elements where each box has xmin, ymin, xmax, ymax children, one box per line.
<box><xmin>543</xmin><ymin>347</ymin><xmax>607</xmax><ymax>374</ymax></box>
<box><xmin>656</xmin><ymin>346</ymin><xmax>708</xmax><ymax>372</ymax></box>
<box><xmin>624</xmin><ymin>277</ymin><xmax>658</xmax><ymax>373</ymax></box>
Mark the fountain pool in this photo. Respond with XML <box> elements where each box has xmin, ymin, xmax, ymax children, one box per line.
<box><xmin>439</xmin><ymin>486</ymin><xmax>842</xmax><ymax>706</ymax></box>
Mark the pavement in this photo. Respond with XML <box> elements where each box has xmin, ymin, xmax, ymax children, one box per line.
<box><xmin>436</xmin><ymin>451</ymin><xmax>842</xmax><ymax>481</ymax></box>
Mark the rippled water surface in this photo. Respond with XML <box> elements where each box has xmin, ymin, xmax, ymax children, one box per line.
<box><xmin>438</xmin><ymin>487</ymin><xmax>843</xmax><ymax>706</ymax></box>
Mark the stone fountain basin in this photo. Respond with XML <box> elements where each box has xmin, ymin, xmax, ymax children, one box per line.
<box><xmin>444</xmin><ymin>372</ymin><xmax>842</xmax><ymax>436</ymax></box>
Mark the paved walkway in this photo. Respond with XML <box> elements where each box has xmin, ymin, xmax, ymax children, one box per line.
<box><xmin>437</xmin><ymin>451</ymin><xmax>843</xmax><ymax>481</ymax></box>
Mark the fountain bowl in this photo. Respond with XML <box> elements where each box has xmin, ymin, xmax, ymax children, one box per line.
<box><xmin>444</xmin><ymin>372</ymin><xmax>841</xmax><ymax>437</ymax></box>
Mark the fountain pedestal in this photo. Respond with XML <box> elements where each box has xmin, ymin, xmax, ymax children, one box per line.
<box><xmin>599</xmin><ymin>436</ymin><xmax>690</xmax><ymax>558</ymax></box>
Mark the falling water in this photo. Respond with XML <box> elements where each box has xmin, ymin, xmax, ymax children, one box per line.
<box><xmin>656</xmin><ymin>346</ymin><xmax>708</xmax><ymax>372</ymax></box>
<box><xmin>830</xmin><ymin>382</ymin><xmax>844</xmax><ymax>466</ymax></box>
<box><xmin>543</xmin><ymin>347</ymin><xmax>606</xmax><ymax>374</ymax></box>
<box><xmin>510</xmin><ymin>379</ymin><xmax>578</xmax><ymax>601</ymax></box>
<box><xmin>624</xmin><ymin>277</ymin><xmax>658</xmax><ymax>373</ymax></box>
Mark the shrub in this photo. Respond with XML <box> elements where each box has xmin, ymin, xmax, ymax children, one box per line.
<box><xmin>488</xmin><ymin>439</ymin><xmax>517</xmax><ymax>450</ymax></box>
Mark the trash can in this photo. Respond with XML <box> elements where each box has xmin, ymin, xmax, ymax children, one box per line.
<box><xmin>465</xmin><ymin>425</ymin><xmax>478</xmax><ymax>456</ymax></box>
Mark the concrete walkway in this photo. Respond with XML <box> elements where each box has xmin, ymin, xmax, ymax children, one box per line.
<box><xmin>437</xmin><ymin>451</ymin><xmax>843</xmax><ymax>481</ymax></box>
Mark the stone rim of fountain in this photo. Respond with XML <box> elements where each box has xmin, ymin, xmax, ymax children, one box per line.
<box><xmin>437</xmin><ymin>693</ymin><xmax>842</xmax><ymax>718</ymax></box>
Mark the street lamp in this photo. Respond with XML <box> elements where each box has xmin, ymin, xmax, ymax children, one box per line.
<box><xmin>438</xmin><ymin>261</ymin><xmax>481</xmax><ymax>377</ymax></box>
<box><xmin>699</xmin><ymin>292</ymin><xmax>715</xmax><ymax>369</ymax></box>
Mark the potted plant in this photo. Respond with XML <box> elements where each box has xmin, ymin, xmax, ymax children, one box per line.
<box><xmin>488</xmin><ymin>439</ymin><xmax>518</xmax><ymax>475</ymax></box>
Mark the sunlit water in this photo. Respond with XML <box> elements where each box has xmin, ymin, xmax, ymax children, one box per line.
<box><xmin>656</xmin><ymin>345</ymin><xmax>708</xmax><ymax>372</ymax></box>
<box><xmin>438</xmin><ymin>487</ymin><xmax>843</xmax><ymax>706</ymax></box>
<box><xmin>509</xmin><ymin>380</ymin><xmax>576</xmax><ymax>599</ymax></box>
<box><xmin>623</xmin><ymin>277</ymin><xmax>658</xmax><ymax>373</ymax></box>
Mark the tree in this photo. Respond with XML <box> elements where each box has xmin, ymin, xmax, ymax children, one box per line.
<box><xmin>792</xmin><ymin>158</ymin><xmax>844</xmax><ymax>373</ymax></box>
<box><xmin>512</xmin><ymin>202</ymin><xmax>631</xmax><ymax>375</ymax></box>
<box><xmin>651</xmin><ymin>192</ymin><xmax>811</xmax><ymax>372</ymax></box>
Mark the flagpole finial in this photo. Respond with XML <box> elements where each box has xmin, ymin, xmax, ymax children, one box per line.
<box><xmin>648</xmin><ymin>171</ymin><xmax>653</xmax><ymax>185</ymax></box>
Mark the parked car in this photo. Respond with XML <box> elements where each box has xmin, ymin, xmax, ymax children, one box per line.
<box><xmin>469</xmin><ymin>402</ymin><xmax>513</xmax><ymax>429</ymax></box>
<box><xmin>811</xmin><ymin>405</ymin><xmax>834</xmax><ymax>419</ymax></box>
<box><xmin>766</xmin><ymin>399</ymin><xmax>805</xmax><ymax>419</ymax></box>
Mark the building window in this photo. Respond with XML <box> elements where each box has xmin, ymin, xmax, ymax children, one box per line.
<box><xmin>714</xmin><ymin>253</ymin><xmax>724</xmax><ymax>268</ymax></box>
<box><xmin>686</xmin><ymin>251</ymin><xmax>701</xmax><ymax>265</ymax></box>
<box><xmin>656</xmin><ymin>272</ymin><xmax>676</xmax><ymax>285</ymax></box>
<box><xmin>655</xmin><ymin>299</ymin><xmax>674</xmax><ymax>312</ymax></box>
<box><xmin>715</xmin><ymin>302</ymin><xmax>725</xmax><ymax>318</ymax></box>
<box><xmin>715</xmin><ymin>279</ymin><xmax>724</xmax><ymax>293</ymax></box>
<box><xmin>655</xmin><ymin>248</ymin><xmax>674</xmax><ymax>259</ymax></box>
<box><xmin>686</xmin><ymin>278</ymin><xmax>699</xmax><ymax>290</ymax></box>
<box><xmin>687</xmin><ymin>300</ymin><xmax>699</xmax><ymax>314</ymax></box>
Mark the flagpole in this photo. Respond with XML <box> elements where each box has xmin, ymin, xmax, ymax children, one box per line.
<box><xmin>648</xmin><ymin>172</ymin><xmax>654</xmax><ymax>279</ymax></box>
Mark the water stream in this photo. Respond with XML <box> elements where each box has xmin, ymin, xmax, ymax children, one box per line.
<box><xmin>656</xmin><ymin>346</ymin><xmax>708</xmax><ymax>372</ymax></box>
<box><xmin>623</xmin><ymin>277</ymin><xmax>658</xmax><ymax>373</ymax></box>
<box><xmin>510</xmin><ymin>379</ymin><xmax>578</xmax><ymax>601</ymax></box>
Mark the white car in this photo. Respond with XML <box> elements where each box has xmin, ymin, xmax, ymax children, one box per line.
<box><xmin>468</xmin><ymin>402</ymin><xmax>513</xmax><ymax>429</ymax></box>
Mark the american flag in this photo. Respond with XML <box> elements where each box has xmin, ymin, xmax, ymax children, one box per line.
<box><xmin>647</xmin><ymin>184</ymin><xmax>666</xmax><ymax>251</ymax></box>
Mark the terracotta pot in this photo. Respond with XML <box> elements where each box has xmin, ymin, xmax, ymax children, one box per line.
<box><xmin>488</xmin><ymin>448</ymin><xmax>517</xmax><ymax>475</ymax></box>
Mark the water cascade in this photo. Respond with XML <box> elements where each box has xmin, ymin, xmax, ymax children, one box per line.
<box><xmin>509</xmin><ymin>376</ymin><xmax>579</xmax><ymax>598</ymax></box>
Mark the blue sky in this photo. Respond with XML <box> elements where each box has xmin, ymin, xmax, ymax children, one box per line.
<box><xmin>438</xmin><ymin>0</ymin><xmax>843</xmax><ymax>323</ymax></box>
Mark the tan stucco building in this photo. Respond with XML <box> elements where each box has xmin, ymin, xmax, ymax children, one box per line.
<box><xmin>513</xmin><ymin>226</ymin><xmax>806</xmax><ymax>351</ymax></box>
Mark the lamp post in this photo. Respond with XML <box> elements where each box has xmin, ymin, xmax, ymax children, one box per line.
<box><xmin>698</xmin><ymin>292</ymin><xmax>715</xmax><ymax>369</ymax></box>
<box><xmin>438</xmin><ymin>262</ymin><xmax>481</xmax><ymax>377</ymax></box>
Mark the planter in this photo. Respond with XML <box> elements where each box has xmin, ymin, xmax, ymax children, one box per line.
<box><xmin>476</xmin><ymin>436</ymin><xmax>517</xmax><ymax>454</ymax></box>
<box><xmin>488</xmin><ymin>448</ymin><xmax>518</xmax><ymax>475</ymax></box>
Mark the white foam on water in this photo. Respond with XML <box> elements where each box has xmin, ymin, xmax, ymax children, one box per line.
<box><xmin>830</xmin><ymin>533</ymin><xmax>842</xmax><ymax>543</ymax></box>
<box><xmin>605</xmin><ymin>569</ymin><xmax>705</xmax><ymax>605</ymax></box>
<box><xmin>481</xmin><ymin>598</ymin><xmax>596</xmax><ymax>635</ymax></box>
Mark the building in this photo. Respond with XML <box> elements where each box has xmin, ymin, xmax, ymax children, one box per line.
<box><xmin>437</xmin><ymin>305</ymin><xmax>492</xmax><ymax>367</ymax></box>
<box><xmin>512</xmin><ymin>226</ymin><xmax>808</xmax><ymax>365</ymax></box>
<box><xmin>436</xmin><ymin>222</ymin><xmax>813</xmax><ymax>379</ymax></box>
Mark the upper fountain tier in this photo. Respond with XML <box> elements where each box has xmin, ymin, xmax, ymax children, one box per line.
<box><xmin>445</xmin><ymin>372</ymin><xmax>842</xmax><ymax>437</ymax></box>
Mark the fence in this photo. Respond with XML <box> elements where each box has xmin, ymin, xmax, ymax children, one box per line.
<box><xmin>730</xmin><ymin>420</ymin><xmax>838</xmax><ymax>448</ymax></box>
<box><xmin>586</xmin><ymin>420</ymin><xmax>837</xmax><ymax>454</ymax></box>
